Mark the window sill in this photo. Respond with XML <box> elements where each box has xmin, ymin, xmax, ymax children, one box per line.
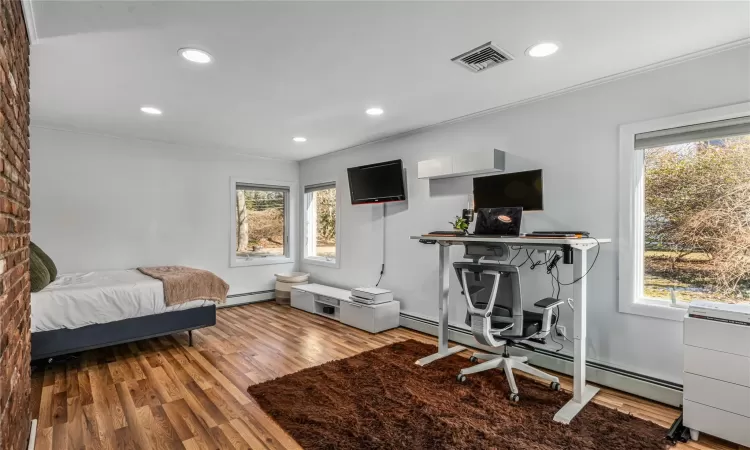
<box><xmin>230</xmin><ymin>256</ymin><xmax>294</xmax><ymax>268</ymax></box>
<box><xmin>618</xmin><ymin>298</ymin><xmax>687</xmax><ymax>322</ymax></box>
<box><xmin>303</xmin><ymin>257</ymin><xmax>339</xmax><ymax>269</ymax></box>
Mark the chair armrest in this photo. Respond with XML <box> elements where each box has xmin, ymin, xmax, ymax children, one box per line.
<box><xmin>534</xmin><ymin>297</ymin><xmax>564</xmax><ymax>309</ymax></box>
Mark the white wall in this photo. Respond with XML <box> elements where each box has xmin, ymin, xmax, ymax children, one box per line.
<box><xmin>299</xmin><ymin>46</ymin><xmax>750</xmax><ymax>384</ymax></box>
<box><xmin>31</xmin><ymin>128</ymin><xmax>299</xmax><ymax>303</ymax></box>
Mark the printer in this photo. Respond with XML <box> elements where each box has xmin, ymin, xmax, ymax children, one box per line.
<box><xmin>687</xmin><ymin>300</ymin><xmax>750</xmax><ymax>326</ymax></box>
<box><xmin>350</xmin><ymin>287</ymin><xmax>393</xmax><ymax>305</ymax></box>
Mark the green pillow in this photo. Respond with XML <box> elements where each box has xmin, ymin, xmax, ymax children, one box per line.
<box><xmin>30</xmin><ymin>250</ymin><xmax>50</xmax><ymax>292</ymax></box>
<box><xmin>30</xmin><ymin>242</ymin><xmax>57</xmax><ymax>280</ymax></box>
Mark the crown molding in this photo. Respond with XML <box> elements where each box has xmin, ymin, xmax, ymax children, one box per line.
<box><xmin>30</xmin><ymin>122</ymin><xmax>297</xmax><ymax>163</ymax></box>
<box><xmin>306</xmin><ymin>38</ymin><xmax>750</xmax><ymax>162</ymax></box>
<box><xmin>21</xmin><ymin>1</ymin><xmax>38</xmax><ymax>45</ymax></box>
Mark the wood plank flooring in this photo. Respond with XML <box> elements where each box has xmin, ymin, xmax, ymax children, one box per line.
<box><xmin>30</xmin><ymin>301</ymin><xmax>745</xmax><ymax>450</ymax></box>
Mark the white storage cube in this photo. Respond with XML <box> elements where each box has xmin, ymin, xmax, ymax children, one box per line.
<box><xmin>340</xmin><ymin>300</ymin><xmax>400</xmax><ymax>333</ymax></box>
<box><xmin>291</xmin><ymin>289</ymin><xmax>315</xmax><ymax>313</ymax></box>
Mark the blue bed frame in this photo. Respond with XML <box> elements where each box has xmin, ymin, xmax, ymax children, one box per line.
<box><xmin>31</xmin><ymin>304</ymin><xmax>216</xmax><ymax>361</ymax></box>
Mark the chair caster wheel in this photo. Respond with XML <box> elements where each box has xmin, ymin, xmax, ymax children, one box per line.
<box><xmin>457</xmin><ymin>374</ymin><xmax>467</xmax><ymax>383</ymax></box>
<box><xmin>550</xmin><ymin>382</ymin><xmax>561</xmax><ymax>391</ymax></box>
<box><xmin>509</xmin><ymin>393</ymin><xmax>520</xmax><ymax>402</ymax></box>
<box><xmin>469</xmin><ymin>356</ymin><xmax>478</xmax><ymax>363</ymax></box>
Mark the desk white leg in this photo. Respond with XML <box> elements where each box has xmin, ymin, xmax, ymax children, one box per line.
<box><xmin>553</xmin><ymin>247</ymin><xmax>599</xmax><ymax>424</ymax></box>
<box><xmin>416</xmin><ymin>243</ymin><xmax>465</xmax><ymax>366</ymax></box>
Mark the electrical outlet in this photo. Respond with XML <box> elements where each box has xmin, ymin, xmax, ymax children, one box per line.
<box><xmin>555</xmin><ymin>325</ymin><xmax>566</xmax><ymax>338</ymax></box>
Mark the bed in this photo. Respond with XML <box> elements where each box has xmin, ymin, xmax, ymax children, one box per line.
<box><xmin>31</xmin><ymin>269</ymin><xmax>219</xmax><ymax>361</ymax></box>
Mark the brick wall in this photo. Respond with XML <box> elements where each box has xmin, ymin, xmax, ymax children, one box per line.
<box><xmin>0</xmin><ymin>1</ymin><xmax>31</xmax><ymax>449</ymax></box>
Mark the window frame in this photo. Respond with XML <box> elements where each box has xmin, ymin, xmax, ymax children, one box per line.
<box><xmin>302</xmin><ymin>182</ymin><xmax>340</xmax><ymax>268</ymax></box>
<box><xmin>229</xmin><ymin>177</ymin><xmax>297</xmax><ymax>267</ymax></box>
<box><xmin>618</xmin><ymin>102</ymin><xmax>750</xmax><ymax>321</ymax></box>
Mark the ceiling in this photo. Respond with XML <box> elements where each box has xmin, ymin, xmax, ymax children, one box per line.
<box><xmin>29</xmin><ymin>1</ymin><xmax>750</xmax><ymax>161</ymax></box>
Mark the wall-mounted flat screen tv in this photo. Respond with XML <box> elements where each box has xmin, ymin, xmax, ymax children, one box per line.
<box><xmin>347</xmin><ymin>159</ymin><xmax>406</xmax><ymax>205</ymax></box>
<box><xmin>473</xmin><ymin>169</ymin><xmax>544</xmax><ymax>211</ymax></box>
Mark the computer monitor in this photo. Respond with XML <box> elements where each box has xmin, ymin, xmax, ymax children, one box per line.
<box><xmin>473</xmin><ymin>169</ymin><xmax>543</xmax><ymax>211</ymax></box>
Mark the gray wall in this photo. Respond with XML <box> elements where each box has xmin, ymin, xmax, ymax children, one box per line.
<box><xmin>31</xmin><ymin>128</ymin><xmax>300</xmax><ymax>304</ymax></box>
<box><xmin>299</xmin><ymin>46</ymin><xmax>750</xmax><ymax>384</ymax></box>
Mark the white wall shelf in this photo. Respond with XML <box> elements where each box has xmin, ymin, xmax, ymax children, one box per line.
<box><xmin>417</xmin><ymin>148</ymin><xmax>505</xmax><ymax>180</ymax></box>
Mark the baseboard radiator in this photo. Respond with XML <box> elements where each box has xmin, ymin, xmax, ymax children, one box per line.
<box><xmin>400</xmin><ymin>312</ymin><xmax>683</xmax><ymax>407</ymax></box>
<box><xmin>221</xmin><ymin>290</ymin><xmax>275</xmax><ymax>308</ymax></box>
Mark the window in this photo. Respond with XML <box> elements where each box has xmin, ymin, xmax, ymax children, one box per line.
<box><xmin>304</xmin><ymin>183</ymin><xmax>338</xmax><ymax>266</ymax></box>
<box><xmin>230</xmin><ymin>179</ymin><xmax>295</xmax><ymax>266</ymax></box>
<box><xmin>619</xmin><ymin>104</ymin><xmax>750</xmax><ymax>320</ymax></box>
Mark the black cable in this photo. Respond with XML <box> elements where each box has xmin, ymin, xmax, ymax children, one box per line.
<box><xmin>549</xmin><ymin>306</ymin><xmax>564</xmax><ymax>352</ymax></box>
<box><xmin>508</xmin><ymin>247</ymin><xmax>523</xmax><ymax>265</ymax></box>
<box><xmin>375</xmin><ymin>263</ymin><xmax>385</xmax><ymax>287</ymax></box>
<box><xmin>557</xmin><ymin>237</ymin><xmax>601</xmax><ymax>286</ymax></box>
<box><xmin>530</xmin><ymin>250</ymin><xmax>555</xmax><ymax>270</ymax></box>
<box><xmin>517</xmin><ymin>250</ymin><xmax>535</xmax><ymax>268</ymax></box>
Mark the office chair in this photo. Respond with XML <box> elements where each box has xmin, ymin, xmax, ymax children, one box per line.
<box><xmin>454</xmin><ymin>261</ymin><xmax>563</xmax><ymax>402</ymax></box>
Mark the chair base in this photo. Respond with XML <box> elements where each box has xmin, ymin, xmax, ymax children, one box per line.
<box><xmin>459</xmin><ymin>352</ymin><xmax>560</xmax><ymax>399</ymax></box>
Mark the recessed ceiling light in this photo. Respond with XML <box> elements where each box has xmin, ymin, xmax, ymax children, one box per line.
<box><xmin>526</xmin><ymin>42</ymin><xmax>559</xmax><ymax>58</ymax></box>
<box><xmin>293</xmin><ymin>137</ymin><xmax>307</xmax><ymax>143</ymax></box>
<box><xmin>366</xmin><ymin>107</ymin><xmax>384</xmax><ymax>116</ymax></box>
<box><xmin>140</xmin><ymin>106</ymin><xmax>162</xmax><ymax>115</ymax></box>
<box><xmin>179</xmin><ymin>48</ymin><xmax>213</xmax><ymax>64</ymax></box>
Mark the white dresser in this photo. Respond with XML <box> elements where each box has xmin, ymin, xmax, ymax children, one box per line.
<box><xmin>683</xmin><ymin>302</ymin><xmax>750</xmax><ymax>446</ymax></box>
<box><xmin>291</xmin><ymin>284</ymin><xmax>400</xmax><ymax>333</ymax></box>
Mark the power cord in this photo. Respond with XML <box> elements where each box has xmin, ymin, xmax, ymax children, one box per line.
<box><xmin>376</xmin><ymin>203</ymin><xmax>386</xmax><ymax>287</ymax></box>
<box><xmin>508</xmin><ymin>247</ymin><xmax>523</xmax><ymax>265</ymax></box>
<box><xmin>556</xmin><ymin>237</ymin><xmax>601</xmax><ymax>286</ymax></box>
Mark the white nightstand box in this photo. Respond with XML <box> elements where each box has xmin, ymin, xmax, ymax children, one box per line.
<box><xmin>683</xmin><ymin>301</ymin><xmax>750</xmax><ymax>446</ymax></box>
<box><xmin>291</xmin><ymin>284</ymin><xmax>400</xmax><ymax>333</ymax></box>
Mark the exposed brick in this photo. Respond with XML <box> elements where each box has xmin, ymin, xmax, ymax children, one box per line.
<box><xmin>0</xmin><ymin>2</ymin><xmax>30</xmax><ymax>450</ymax></box>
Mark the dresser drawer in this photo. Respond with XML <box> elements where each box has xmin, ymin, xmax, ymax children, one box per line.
<box><xmin>291</xmin><ymin>289</ymin><xmax>315</xmax><ymax>313</ymax></box>
<box><xmin>684</xmin><ymin>373</ymin><xmax>750</xmax><ymax>417</ymax></box>
<box><xmin>684</xmin><ymin>345</ymin><xmax>750</xmax><ymax>387</ymax></box>
<box><xmin>340</xmin><ymin>301</ymin><xmax>400</xmax><ymax>334</ymax></box>
<box><xmin>684</xmin><ymin>400</ymin><xmax>750</xmax><ymax>446</ymax></box>
<box><xmin>684</xmin><ymin>317</ymin><xmax>750</xmax><ymax>356</ymax></box>
<box><xmin>316</xmin><ymin>295</ymin><xmax>341</xmax><ymax>308</ymax></box>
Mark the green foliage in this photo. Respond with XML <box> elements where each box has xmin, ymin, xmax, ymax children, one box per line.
<box><xmin>237</xmin><ymin>189</ymin><xmax>286</xmax><ymax>249</ymax></box>
<box><xmin>315</xmin><ymin>188</ymin><xmax>336</xmax><ymax>242</ymax></box>
<box><xmin>450</xmin><ymin>216</ymin><xmax>469</xmax><ymax>231</ymax></box>
<box><xmin>644</xmin><ymin>136</ymin><xmax>750</xmax><ymax>297</ymax></box>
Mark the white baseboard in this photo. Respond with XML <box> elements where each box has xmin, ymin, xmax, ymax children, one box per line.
<box><xmin>400</xmin><ymin>313</ymin><xmax>683</xmax><ymax>407</ymax></box>
<box><xmin>221</xmin><ymin>290</ymin><xmax>275</xmax><ymax>308</ymax></box>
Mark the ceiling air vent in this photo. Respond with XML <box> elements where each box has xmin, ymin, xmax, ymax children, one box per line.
<box><xmin>452</xmin><ymin>42</ymin><xmax>514</xmax><ymax>73</ymax></box>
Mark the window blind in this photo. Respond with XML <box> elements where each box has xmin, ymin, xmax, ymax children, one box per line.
<box><xmin>634</xmin><ymin>116</ymin><xmax>750</xmax><ymax>150</ymax></box>
<box><xmin>236</xmin><ymin>183</ymin><xmax>290</xmax><ymax>193</ymax></box>
<box><xmin>304</xmin><ymin>182</ymin><xmax>335</xmax><ymax>193</ymax></box>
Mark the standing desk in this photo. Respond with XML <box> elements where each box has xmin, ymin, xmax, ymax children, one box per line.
<box><xmin>410</xmin><ymin>235</ymin><xmax>610</xmax><ymax>424</ymax></box>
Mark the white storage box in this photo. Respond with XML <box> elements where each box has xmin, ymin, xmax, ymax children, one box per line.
<box><xmin>340</xmin><ymin>300</ymin><xmax>400</xmax><ymax>333</ymax></box>
<box><xmin>291</xmin><ymin>284</ymin><xmax>400</xmax><ymax>334</ymax></box>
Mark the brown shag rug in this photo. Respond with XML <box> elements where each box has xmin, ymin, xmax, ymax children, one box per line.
<box><xmin>248</xmin><ymin>340</ymin><xmax>672</xmax><ymax>450</ymax></box>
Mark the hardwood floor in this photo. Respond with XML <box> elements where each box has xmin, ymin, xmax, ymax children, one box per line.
<box><xmin>30</xmin><ymin>301</ymin><xmax>744</xmax><ymax>450</ymax></box>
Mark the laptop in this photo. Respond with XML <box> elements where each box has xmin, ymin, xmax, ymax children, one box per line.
<box><xmin>474</xmin><ymin>207</ymin><xmax>523</xmax><ymax>237</ymax></box>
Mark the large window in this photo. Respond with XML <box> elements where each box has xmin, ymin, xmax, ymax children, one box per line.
<box><xmin>619</xmin><ymin>105</ymin><xmax>750</xmax><ymax>320</ymax></box>
<box><xmin>231</xmin><ymin>180</ymin><xmax>293</xmax><ymax>266</ymax></box>
<box><xmin>304</xmin><ymin>183</ymin><xmax>338</xmax><ymax>266</ymax></box>
<box><xmin>643</xmin><ymin>136</ymin><xmax>750</xmax><ymax>305</ymax></box>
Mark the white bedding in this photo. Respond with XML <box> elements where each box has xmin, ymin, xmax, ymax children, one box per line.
<box><xmin>31</xmin><ymin>269</ymin><xmax>213</xmax><ymax>333</ymax></box>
